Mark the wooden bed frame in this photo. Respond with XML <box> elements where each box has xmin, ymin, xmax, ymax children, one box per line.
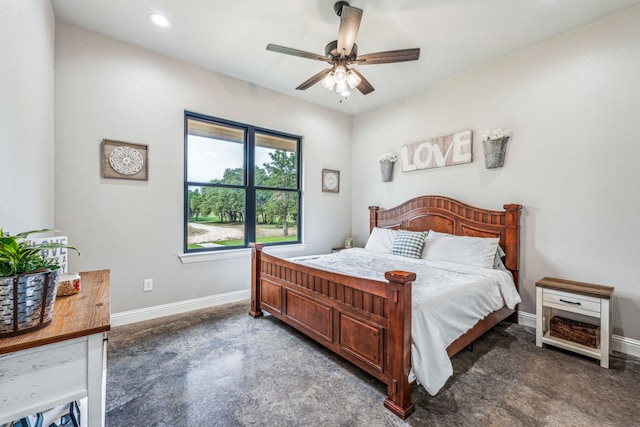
<box><xmin>249</xmin><ymin>195</ymin><xmax>521</xmax><ymax>418</ymax></box>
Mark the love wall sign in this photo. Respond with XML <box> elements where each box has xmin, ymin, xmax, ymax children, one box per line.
<box><xmin>400</xmin><ymin>130</ymin><xmax>472</xmax><ymax>172</ymax></box>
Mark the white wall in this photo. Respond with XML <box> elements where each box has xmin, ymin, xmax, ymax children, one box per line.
<box><xmin>0</xmin><ymin>0</ymin><xmax>55</xmax><ymax>232</ymax></box>
<box><xmin>54</xmin><ymin>23</ymin><xmax>352</xmax><ymax>313</ymax></box>
<box><xmin>352</xmin><ymin>7</ymin><xmax>640</xmax><ymax>340</ymax></box>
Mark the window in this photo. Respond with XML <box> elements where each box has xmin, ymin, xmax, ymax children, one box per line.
<box><xmin>184</xmin><ymin>112</ymin><xmax>301</xmax><ymax>252</ymax></box>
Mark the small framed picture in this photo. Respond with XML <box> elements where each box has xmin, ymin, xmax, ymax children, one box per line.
<box><xmin>322</xmin><ymin>169</ymin><xmax>340</xmax><ymax>193</ymax></box>
<box><xmin>101</xmin><ymin>139</ymin><xmax>148</xmax><ymax>181</ymax></box>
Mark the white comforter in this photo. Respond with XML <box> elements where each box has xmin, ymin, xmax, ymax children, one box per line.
<box><xmin>290</xmin><ymin>248</ymin><xmax>521</xmax><ymax>395</ymax></box>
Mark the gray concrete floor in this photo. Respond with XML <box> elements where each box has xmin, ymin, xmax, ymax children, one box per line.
<box><xmin>106</xmin><ymin>302</ymin><xmax>640</xmax><ymax>426</ymax></box>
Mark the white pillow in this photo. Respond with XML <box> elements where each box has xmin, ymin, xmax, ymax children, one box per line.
<box><xmin>422</xmin><ymin>232</ymin><xmax>499</xmax><ymax>269</ymax></box>
<box><xmin>364</xmin><ymin>227</ymin><xmax>397</xmax><ymax>253</ymax></box>
<box><xmin>428</xmin><ymin>230</ymin><xmax>507</xmax><ymax>269</ymax></box>
<box><xmin>428</xmin><ymin>231</ymin><xmax>453</xmax><ymax>238</ymax></box>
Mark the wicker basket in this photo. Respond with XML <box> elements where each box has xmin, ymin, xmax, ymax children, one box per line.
<box><xmin>550</xmin><ymin>316</ymin><xmax>600</xmax><ymax>348</ymax></box>
<box><xmin>0</xmin><ymin>268</ymin><xmax>61</xmax><ymax>338</ymax></box>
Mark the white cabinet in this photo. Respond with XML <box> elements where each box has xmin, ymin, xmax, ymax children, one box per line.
<box><xmin>535</xmin><ymin>277</ymin><xmax>613</xmax><ymax>368</ymax></box>
<box><xmin>0</xmin><ymin>333</ymin><xmax>107</xmax><ymax>425</ymax></box>
<box><xmin>0</xmin><ymin>270</ymin><xmax>110</xmax><ymax>426</ymax></box>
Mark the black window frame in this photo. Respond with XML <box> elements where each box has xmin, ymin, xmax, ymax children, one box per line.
<box><xmin>184</xmin><ymin>111</ymin><xmax>302</xmax><ymax>253</ymax></box>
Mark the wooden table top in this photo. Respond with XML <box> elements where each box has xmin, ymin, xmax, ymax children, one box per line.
<box><xmin>0</xmin><ymin>269</ymin><xmax>111</xmax><ymax>355</ymax></box>
<box><xmin>536</xmin><ymin>276</ymin><xmax>614</xmax><ymax>299</ymax></box>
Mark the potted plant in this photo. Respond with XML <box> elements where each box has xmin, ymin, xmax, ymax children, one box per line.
<box><xmin>481</xmin><ymin>128</ymin><xmax>512</xmax><ymax>168</ymax></box>
<box><xmin>0</xmin><ymin>229</ymin><xmax>80</xmax><ymax>337</ymax></box>
<box><xmin>378</xmin><ymin>152</ymin><xmax>398</xmax><ymax>182</ymax></box>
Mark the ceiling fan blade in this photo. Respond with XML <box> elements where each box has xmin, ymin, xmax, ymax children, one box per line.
<box><xmin>337</xmin><ymin>5</ymin><xmax>363</xmax><ymax>58</ymax></box>
<box><xmin>355</xmin><ymin>48</ymin><xmax>420</xmax><ymax>65</ymax></box>
<box><xmin>266</xmin><ymin>44</ymin><xmax>328</xmax><ymax>62</ymax></box>
<box><xmin>296</xmin><ymin>69</ymin><xmax>332</xmax><ymax>90</ymax></box>
<box><xmin>350</xmin><ymin>69</ymin><xmax>374</xmax><ymax>95</ymax></box>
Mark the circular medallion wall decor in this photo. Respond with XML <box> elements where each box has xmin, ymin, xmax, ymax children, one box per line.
<box><xmin>322</xmin><ymin>168</ymin><xmax>340</xmax><ymax>193</ymax></box>
<box><xmin>108</xmin><ymin>146</ymin><xmax>144</xmax><ymax>175</ymax></box>
<box><xmin>101</xmin><ymin>139</ymin><xmax>148</xmax><ymax>180</ymax></box>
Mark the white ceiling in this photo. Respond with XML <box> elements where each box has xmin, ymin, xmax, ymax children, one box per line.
<box><xmin>51</xmin><ymin>0</ymin><xmax>640</xmax><ymax>116</ymax></box>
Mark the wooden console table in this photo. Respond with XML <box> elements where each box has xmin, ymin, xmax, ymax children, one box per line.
<box><xmin>0</xmin><ymin>269</ymin><xmax>111</xmax><ymax>426</ymax></box>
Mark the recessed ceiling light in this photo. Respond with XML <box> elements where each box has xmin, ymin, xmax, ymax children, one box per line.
<box><xmin>149</xmin><ymin>13</ymin><xmax>171</xmax><ymax>28</ymax></box>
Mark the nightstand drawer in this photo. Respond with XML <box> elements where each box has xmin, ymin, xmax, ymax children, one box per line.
<box><xmin>543</xmin><ymin>288</ymin><xmax>601</xmax><ymax>314</ymax></box>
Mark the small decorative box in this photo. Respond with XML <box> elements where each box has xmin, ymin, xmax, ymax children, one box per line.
<box><xmin>57</xmin><ymin>273</ymin><xmax>82</xmax><ymax>296</ymax></box>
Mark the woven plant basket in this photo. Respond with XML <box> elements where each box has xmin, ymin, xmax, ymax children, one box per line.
<box><xmin>0</xmin><ymin>268</ymin><xmax>61</xmax><ymax>338</ymax></box>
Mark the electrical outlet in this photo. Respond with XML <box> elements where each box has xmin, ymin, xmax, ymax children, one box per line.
<box><xmin>143</xmin><ymin>279</ymin><xmax>153</xmax><ymax>292</ymax></box>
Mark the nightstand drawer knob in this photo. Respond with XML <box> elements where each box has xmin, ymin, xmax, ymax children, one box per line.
<box><xmin>559</xmin><ymin>298</ymin><xmax>581</xmax><ymax>305</ymax></box>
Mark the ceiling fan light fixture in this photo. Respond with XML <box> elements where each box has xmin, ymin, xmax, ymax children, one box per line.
<box><xmin>335</xmin><ymin>81</ymin><xmax>348</xmax><ymax>94</ymax></box>
<box><xmin>334</xmin><ymin>66</ymin><xmax>347</xmax><ymax>84</ymax></box>
<box><xmin>346</xmin><ymin>69</ymin><xmax>361</xmax><ymax>89</ymax></box>
<box><xmin>321</xmin><ymin>72</ymin><xmax>336</xmax><ymax>90</ymax></box>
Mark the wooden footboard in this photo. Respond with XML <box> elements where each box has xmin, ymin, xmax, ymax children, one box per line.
<box><xmin>249</xmin><ymin>243</ymin><xmax>416</xmax><ymax>419</ymax></box>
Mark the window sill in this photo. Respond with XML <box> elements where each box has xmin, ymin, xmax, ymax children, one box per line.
<box><xmin>178</xmin><ymin>243</ymin><xmax>308</xmax><ymax>264</ymax></box>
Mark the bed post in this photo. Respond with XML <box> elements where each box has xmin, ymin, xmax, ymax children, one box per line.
<box><xmin>369</xmin><ymin>206</ymin><xmax>380</xmax><ymax>233</ymax></box>
<box><xmin>503</xmin><ymin>204</ymin><xmax>521</xmax><ymax>323</ymax></box>
<box><xmin>249</xmin><ymin>243</ymin><xmax>265</xmax><ymax>318</ymax></box>
<box><xmin>503</xmin><ymin>204</ymin><xmax>521</xmax><ymax>273</ymax></box>
<box><xmin>383</xmin><ymin>270</ymin><xmax>416</xmax><ymax>419</ymax></box>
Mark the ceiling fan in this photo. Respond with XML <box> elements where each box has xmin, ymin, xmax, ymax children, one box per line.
<box><xmin>266</xmin><ymin>1</ymin><xmax>420</xmax><ymax>97</ymax></box>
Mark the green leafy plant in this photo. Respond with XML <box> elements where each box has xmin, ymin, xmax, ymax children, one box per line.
<box><xmin>0</xmin><ymin>229</ymin><xmax>80</xmax><ymax>277</ymax></box>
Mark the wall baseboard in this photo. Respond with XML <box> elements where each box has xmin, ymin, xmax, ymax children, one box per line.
<box><xmin>519</xmin><ymin>310</ymin><xmax>640</xmax><ymax>358</ymax></box>
<box><xmin>110</xmin><ymin>289</ymin><xmax>251</xmax><ymax>327</ymax></box>
<box><xmin>517</xmin><ymin>310</ymin><xmax>537</xmax><ymax>329</ymax></box>
<box><xmin>113</xmin><ymin>299</ymin><xmax>640</xmax><ymax>359</ymax></box>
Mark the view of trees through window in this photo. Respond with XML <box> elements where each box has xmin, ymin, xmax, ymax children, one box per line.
<box><xmin>185</xmin><ymin>114</ymin><xmax>301</xmax><ymax>251</ymax></box>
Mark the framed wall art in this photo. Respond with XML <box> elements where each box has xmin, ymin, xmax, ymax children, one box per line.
<box><xmin>321</xmin><ymin>168</ymin><xmax>340</xmax><ymax>193</ymax></box>
<box><xmin>101</xmin><ymin>139</ymin><xmax>148</xmax><ymax>181</ymax></box>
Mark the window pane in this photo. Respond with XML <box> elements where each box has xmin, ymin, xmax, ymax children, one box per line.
<box><xmin>187</xmin><ymin>186</ymin><xmax>245</xmax><ymax>249</ymax></box>
<box><xmin>255</xmin><ymin>133</ymin><xmax>298</xmax><ymax>189</ymax></box>
<box><xmin>185</xmin><ymin>113</ymin><xmax>301</xmax><ymax>252</ymax></box>
<box><xmin>256</xmin><ymin>190</ymin><xmax>298</xmax><ymax>243</ymax></box>
<box><xmin>187</xmin><ymin>119</ymin><xmax>245</xmax><ymax>184</ymax></box>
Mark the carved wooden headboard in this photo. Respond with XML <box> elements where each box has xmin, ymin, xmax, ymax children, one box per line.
<box><xmin>369</xmin><ymin>195</ymin><xmax>521</xmax><ymax>288</ymax></box>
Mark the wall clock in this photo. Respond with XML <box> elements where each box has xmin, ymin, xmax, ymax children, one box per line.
<box><xmin>322</xmin><ymin>168</ymin><xmax>340</xmax><ymax>193</ymax></box>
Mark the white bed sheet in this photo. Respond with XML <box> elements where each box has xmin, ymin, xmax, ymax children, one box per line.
<box><xmin>289</xmin><ymin>248</ymin><xmax>521</xmax><ymax>395</ymax></box>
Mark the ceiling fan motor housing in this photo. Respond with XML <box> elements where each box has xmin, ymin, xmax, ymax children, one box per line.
<box><xmin>325</xmin><ymin>40</ymin><xmax>358</xmax><ymax>61</ymax></box>
<box><xmin>334</xmin><ymin>1</ymin><xmax>350</xmax><ymax>16</ymax></box>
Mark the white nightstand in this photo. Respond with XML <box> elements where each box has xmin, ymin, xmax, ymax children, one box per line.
<box><xmin>536</xmin><ymin>277</ymin><xmax>614</xmax><ymax>368</ymax></box>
